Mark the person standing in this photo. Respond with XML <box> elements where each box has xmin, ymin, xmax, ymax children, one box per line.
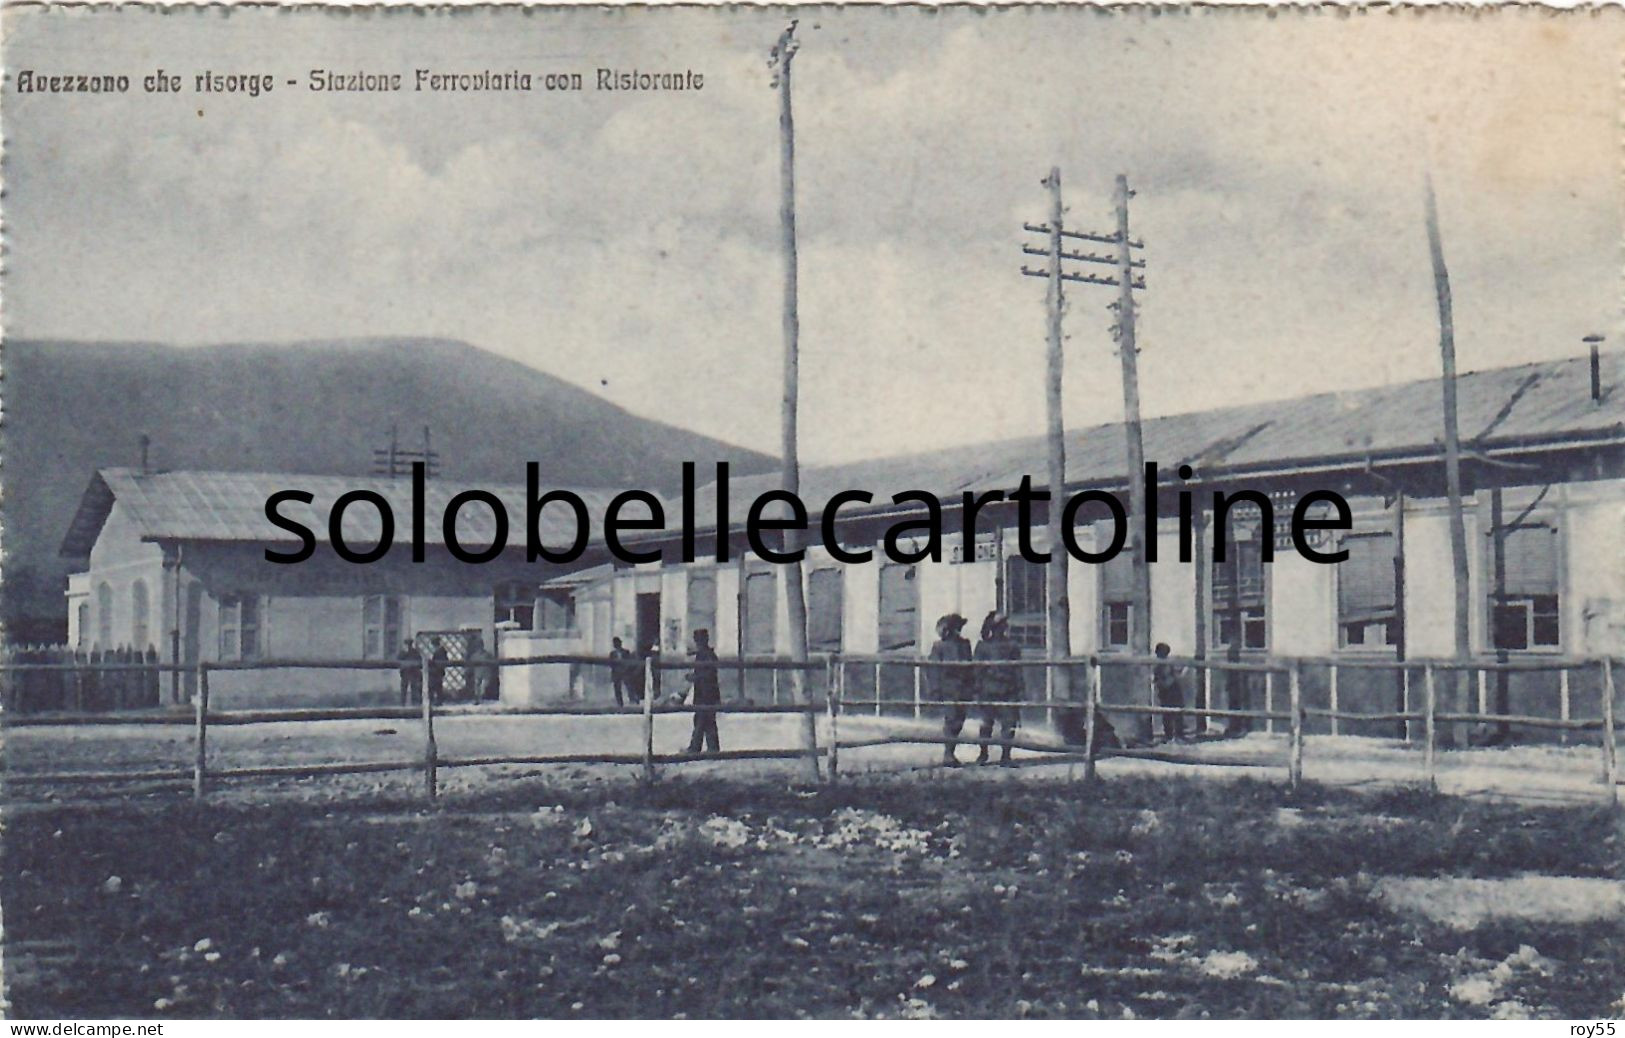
<box><xmin>684</xmin><ymin>628</ymin><xmax>721</xmax><ymax>755</ymax></box>
<box><xmin>1153</xmin><ymin>642</ymin><xmax>1186</xmax><ymax>743</ymax></box>
<box><xmin>931</xmin><ymin>614</ymin><xmax>974</xmax><ymax>767</ymax></box>
<box><xmin>397</xmin><ymin>640</ymin><xmax>421</xmax><ymax>705</ymax></box>
<box><xmin>427</xmin><ymin>641</ymin><xmax>448</xmax><ymax>706</ymax></box>
<box><xmin>974</xmin><ymin>612</ymin><xmax>1022</xmax><ymax>767</ymax></box>
<box><xmin>608</xmin><ymin>637</ymin><xmax>634</xmax><ymax>707</ymax></box>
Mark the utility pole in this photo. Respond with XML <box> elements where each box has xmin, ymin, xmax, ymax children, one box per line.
<box><xmin>1021</xmin><ymin>176</ymin><xmax>1147</xmax><ymax>716</ymax></box>
<box><xmin>1112</xmin><ymin>175</ymin><xmax>1153</xmax><ymax>688</ymax></box>
<box><xmin>1040</xmin><ymin>168</ymin><xmax>1072</xmax><ymax>702</ymax></box>
<box><xmin>770</xmin><ymin>21</ymin><xmax>819</xmax><ymax>781</ymax></box>
<box><xmin>1425</xmin><ymin>175</ymin><xmax>1471</xmax><ymax>748</ymax></box>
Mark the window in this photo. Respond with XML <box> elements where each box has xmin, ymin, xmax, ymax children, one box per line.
<box><xmin>1212</xmin><ymin>529</ymin><xmax>1267</xmax><ymax>650</ymax></box>
<box><xmin>536</xmin><ymin>590</ymin><xmax>576</xmax><ymax>635</ymax></box>
<box><xmin>1337</xmin><ymin>531</ymin><xmax>1398</xmax><ymax>648</ymax></box>
<box><xmin>1004</xmin><ymin>555</ymin><xmax>1046</xmax><ymax>650</ymax></box>
<box><xmin>362</xmin><ymin>594</ymin><xmax>403</xmax><ymax>660</ymax></box>
<box><xmin>130</xmin><ymin>580</ymin><xmax>150</xmax><ymax>651</ymax></box>
<box><xmin>95</xmin><ymin>582</ymin><xmax>113</xmax><ymax>649</ymax></box>
<box><xmin>1099</xmin><ymin>551</ymin><xmax>1134</xmax><ymax>650</ymax></box>
<box><xmin>494</xmin><ymin>582</ymin><xmax>535</xmax><ymax>630</ymax></box>
<box><xmin>807</xmin><ymin>568</ymin><xmax>844</xmax><ymax>653</ymax></box>
<box><xmin>220</xmin><ymin>594</ymin><xmax>264</xmax><ymax>660</ymax></box>
<box><xmin>1489</xmin><ymin>522</ymin><xmax>1560</xmax><ymax>651</ymax></box>
<box><xmin>877</xmin><ymin>562</ymin><xmax>917</xmax><ymax>653</ymax></box>
<box><xmin>745</xmin><ymin>571</ymin><xmax>778</xmax><ymax>654</ymax></box>
<box><xmin>686</xmin><ymin>571</ymin><xmax>717</xmax><ymax>646</ymax></box>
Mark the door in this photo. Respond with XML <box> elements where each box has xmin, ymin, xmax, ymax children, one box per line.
<box><xmin>635</xmin><ymin>593</ymin><xmax>661</xmax><ymax>655</ymax></box>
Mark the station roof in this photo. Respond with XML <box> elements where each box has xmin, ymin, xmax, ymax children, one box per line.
<box><xmin>689</xmin><ymin>350</ymin><xmax>1625</xmax><ymax>530</ymax></box>
<box><xmin>59</xmin><ymin>469</ymin><xmax>629</xmax><ymax>558</ymax></box>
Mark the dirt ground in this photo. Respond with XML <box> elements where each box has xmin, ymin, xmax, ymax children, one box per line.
<box><xmin>2</xmin><ymin>764</ymin><xmax>1621</xmax><ymax>1020</ymax></box>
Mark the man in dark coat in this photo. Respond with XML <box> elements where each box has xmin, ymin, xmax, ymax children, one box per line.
<box><xmin>608</xmin><ymin>637</ymin><xmax>634</xmax><ymax>707</ymax></box>
<box><xmin>684</xmin><ymin>628</ymin><xmax>721</xmax><ymax>755</ymax></box>
<box><xmin>1153</xmin><ymin>642</ymin><xmax>1186</xmax><ymax>742</ymax></box>
<box><xmin>398</xmin><ymin>640</ymin><xmax>422</xmax><ymax>705</ymax></box>
<box><xmin>931</xmin><ymin>614</ymin><xmax>974</xmax><ymax>767</ymax></box>
<box><xmin>426</xmin><ymin>641</ymin><xmax>448</xmax><ymax>706</ymax></box>
<box><xmin>973</xmin><ymin>612</ymin><xmax>1022</xmax><ymax>766</ymax></box>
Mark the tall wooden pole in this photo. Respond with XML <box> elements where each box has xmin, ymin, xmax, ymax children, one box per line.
<box><xmin>772</xmin><ymin>22</ymin><xmax>819</xmax><ymax>782</ymax></box>
<box><xmin>1042</xmin><ymin>168</ymin><xmax>1072</xmax><ymax>702</ymax></box>
<box><xmin>1425</xmin><ymin>176</ymin><xmax>1471</xmax><ymax>748</ymax></box>
<box><xmin>1114</xmin><ymin>174</ymin><xmax>1152</xmax><ymax>730</ymax></box>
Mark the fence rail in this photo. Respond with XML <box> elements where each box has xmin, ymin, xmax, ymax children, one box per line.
<box><xmin>1</xmin><ymin>651</ymin><xmax>1618</xmax><ymax>806</ymax></box>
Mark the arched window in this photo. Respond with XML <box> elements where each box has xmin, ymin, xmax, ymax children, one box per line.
<box><xmin>131</xmin><ymin>580</ymin><xmax>150</xmax><ymax>651</ymax></box>
<box><xmin>95</xmin><ymin>582</ymin><xmax>113</xmax><ymax>649</ymax></box>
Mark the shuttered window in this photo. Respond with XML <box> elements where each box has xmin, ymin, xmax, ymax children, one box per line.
<box><xmin>745</xmin><ymin>571</ymin><xmax>777</xmax><ymax>655</ymax></box>
<box><xmin>1099</xmin><ymin>551</ymin><xmax>1133</xmax><ymax>650</ymax></box>
<box><xmin>222</xmin><ymin>594</ymin><xmax>265</xmax><ymax>661</ymax></box>
<box><xmin>1337</xmin><ymin>531</ymin><xmax>1397</xmax><ymax>648</ymax></box>
<box><xmin>1004</xmin><ymin>555</ymin><xmax>1046</xmax><ymax>650</ymax></box>
<box><xmin>362</xmin><ymin>595</ymin><xmax>402</xmax><ymax>660</ymax></box>
<box><xmin>686</xmin><ymin>571</ymin><xmax>717</xmax><ymax>646</ymax></box>
<box><xmin>877</xmin><ymin>562</ymin><xmax>918</xmax><ymax>653</ymax></box>
<box><xmin>807</xmin><ymin>568</ymin><xmax>844</xmax><ymax>653</ymax></box>
<box><xmin>1490</xmin><ymin>522</ymin><xmax>1560</xmax><ymax>650</ymax></box>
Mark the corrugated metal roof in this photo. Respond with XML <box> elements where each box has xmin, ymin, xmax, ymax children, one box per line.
<box><xmin>695</xmin><ymin>351</ymin><xmax>1625</xmax><ymax>528</ymax></box>
<box><xmin>60</xmin><ymin>351</ymin><xmax>1625</xmax><ymax>557</ymax></box>
<box><xmin>61</xmin><ymin>469</ymin><xmax>634</xmax><ymax>557</ymax></box>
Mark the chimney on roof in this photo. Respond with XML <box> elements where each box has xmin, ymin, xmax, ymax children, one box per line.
<box><xmin>138</xmin><ymin>434</ymin><xmax>151</xmax><ymax>475</ymax></box>
<box><xmin>1584</xmin><ymin>334</ymin><xmax>1605</xmax><ymax>404</ymax></box>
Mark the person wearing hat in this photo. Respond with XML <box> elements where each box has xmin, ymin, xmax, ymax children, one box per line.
<box><xmin>683</xmin><ymin>628</ymin><xmax>723</xmax><ymax>754</ymax></box>
<box><xmin>931</xmin><ymin>613</ymin><xmax>975</xmax><ymax>766</ymax></box>
<box><xmin>973</xmin><ymin>611</ymin><xmax>1023</xmax><ymax>766</ymax></box>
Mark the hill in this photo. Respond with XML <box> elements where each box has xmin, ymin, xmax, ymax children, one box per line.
<box><xmin>0</xmin><ymin>338</ymin><xmax>777</xmax><ymax>639</ymax></box>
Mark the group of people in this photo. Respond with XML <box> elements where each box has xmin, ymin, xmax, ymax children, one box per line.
<box><xmin>606</xmin><ymin>637</ymin><xmax>666</xmax><ymax>707</ymax></box>
<box><xmin>397</xmin><ymin>636</ymin><xmax>499</xmax><ymax>706</ymax></box>
<box><xmin>1</xmin><ymin>643</ymin><xmax>164</xmax><ymax>713</ymax></box>
<box><xmin>928</xmin><ymin>611</ymin><xmax>1195</xmax><ymax>765</ymax></box>
<box><xmin>928</xmin><ymin>611</ymin><xmax>1025</xmax><ymax>767</ymax></box>
<box><xmin>607</xmin><ymin>631</ymin><xmax>724</xmax><ymax>755</ymax></box>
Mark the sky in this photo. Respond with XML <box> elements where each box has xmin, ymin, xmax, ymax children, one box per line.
<box><xmin>4</xmin><ymin>5</ymin><xmax>1621</xmax><ymax>464</ymax></box>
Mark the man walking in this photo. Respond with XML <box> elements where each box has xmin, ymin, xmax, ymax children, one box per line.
<box><xmin>684</xmin><ymin>628</ymin><xmax>722</xmax><ymax>755</ymax></box>
<box><xmin>931</xmin><ymin>614</ymin><xmax>974</xmax><ymax>767</ymax></box>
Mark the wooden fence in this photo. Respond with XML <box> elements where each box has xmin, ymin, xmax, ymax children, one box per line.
<box><xmin>0</xmin><ymin>652</ymin><xmax>1617</xmax><ymax>806</ymax></box>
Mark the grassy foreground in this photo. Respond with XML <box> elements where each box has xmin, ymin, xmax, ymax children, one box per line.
<box><xmin>3</xmin><ymin>773</ymin><xmax>1622</xmax><ymax>1019</ymax></box>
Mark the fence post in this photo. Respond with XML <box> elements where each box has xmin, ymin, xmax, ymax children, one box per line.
<box><xmin>1083</xmin><ymin>656</ymin><xmax>1100</xmax><ymax>782</ymax></box>
<box><xmin>827</xmin><ymin>660</ymin><xmax>841</xmax><ymax>783</ymax></box>
<box><xmin>192</xmin><ymin>662</ymin><xmax>210</xmax><ymax>800</ymax></box>
<box><xmin>913</xmin><ymin>662</ymin><xmax>922</xmax><ymax>721</ymax></box>
<box><xmin>1328</xmin><ymin>662</ymin><xmax>1340</xmax><ymax>738</ymax></box>
<box><xmin>874</xmin><ymin>660</ymin><xmax>882</xmax><ymax>717</ymax></box>
<box><xmin>642</xmin><ymin>655</ymin><xmax>656</xmax><ymax>782</ymax></box>
<box><xmin>1264</xmin><ymin>669</ymin><xmax>1275</xmax><ymax>735</ymax></box>
<box><xmin>1401</xmin><ymin>666</ymin><xmax>1413</xmax><ymax>743</ymax></box>
<box><xmin>1601</xmin><ymin>658</ymin><xmax>1618</xmax><ymax>806</ymax></box>
<box><xmin>421</xmin><ymin>649</ymin><xmax>438</xmax><ymax>799</ymax></box>
<box><xmin>1287</xmin><ymin>661</ymin><xmax>1304</xmax><ymax>792</ymax></box>
<box><xmin>1559</xmin><ymin>666</ymin><xmax>1571</xmax><ymax>746</ymax></box>
<box><xmin>1422</xmin><ymin>663</ymin><xmax>1437</xmax><ymax>790</ymax></box>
